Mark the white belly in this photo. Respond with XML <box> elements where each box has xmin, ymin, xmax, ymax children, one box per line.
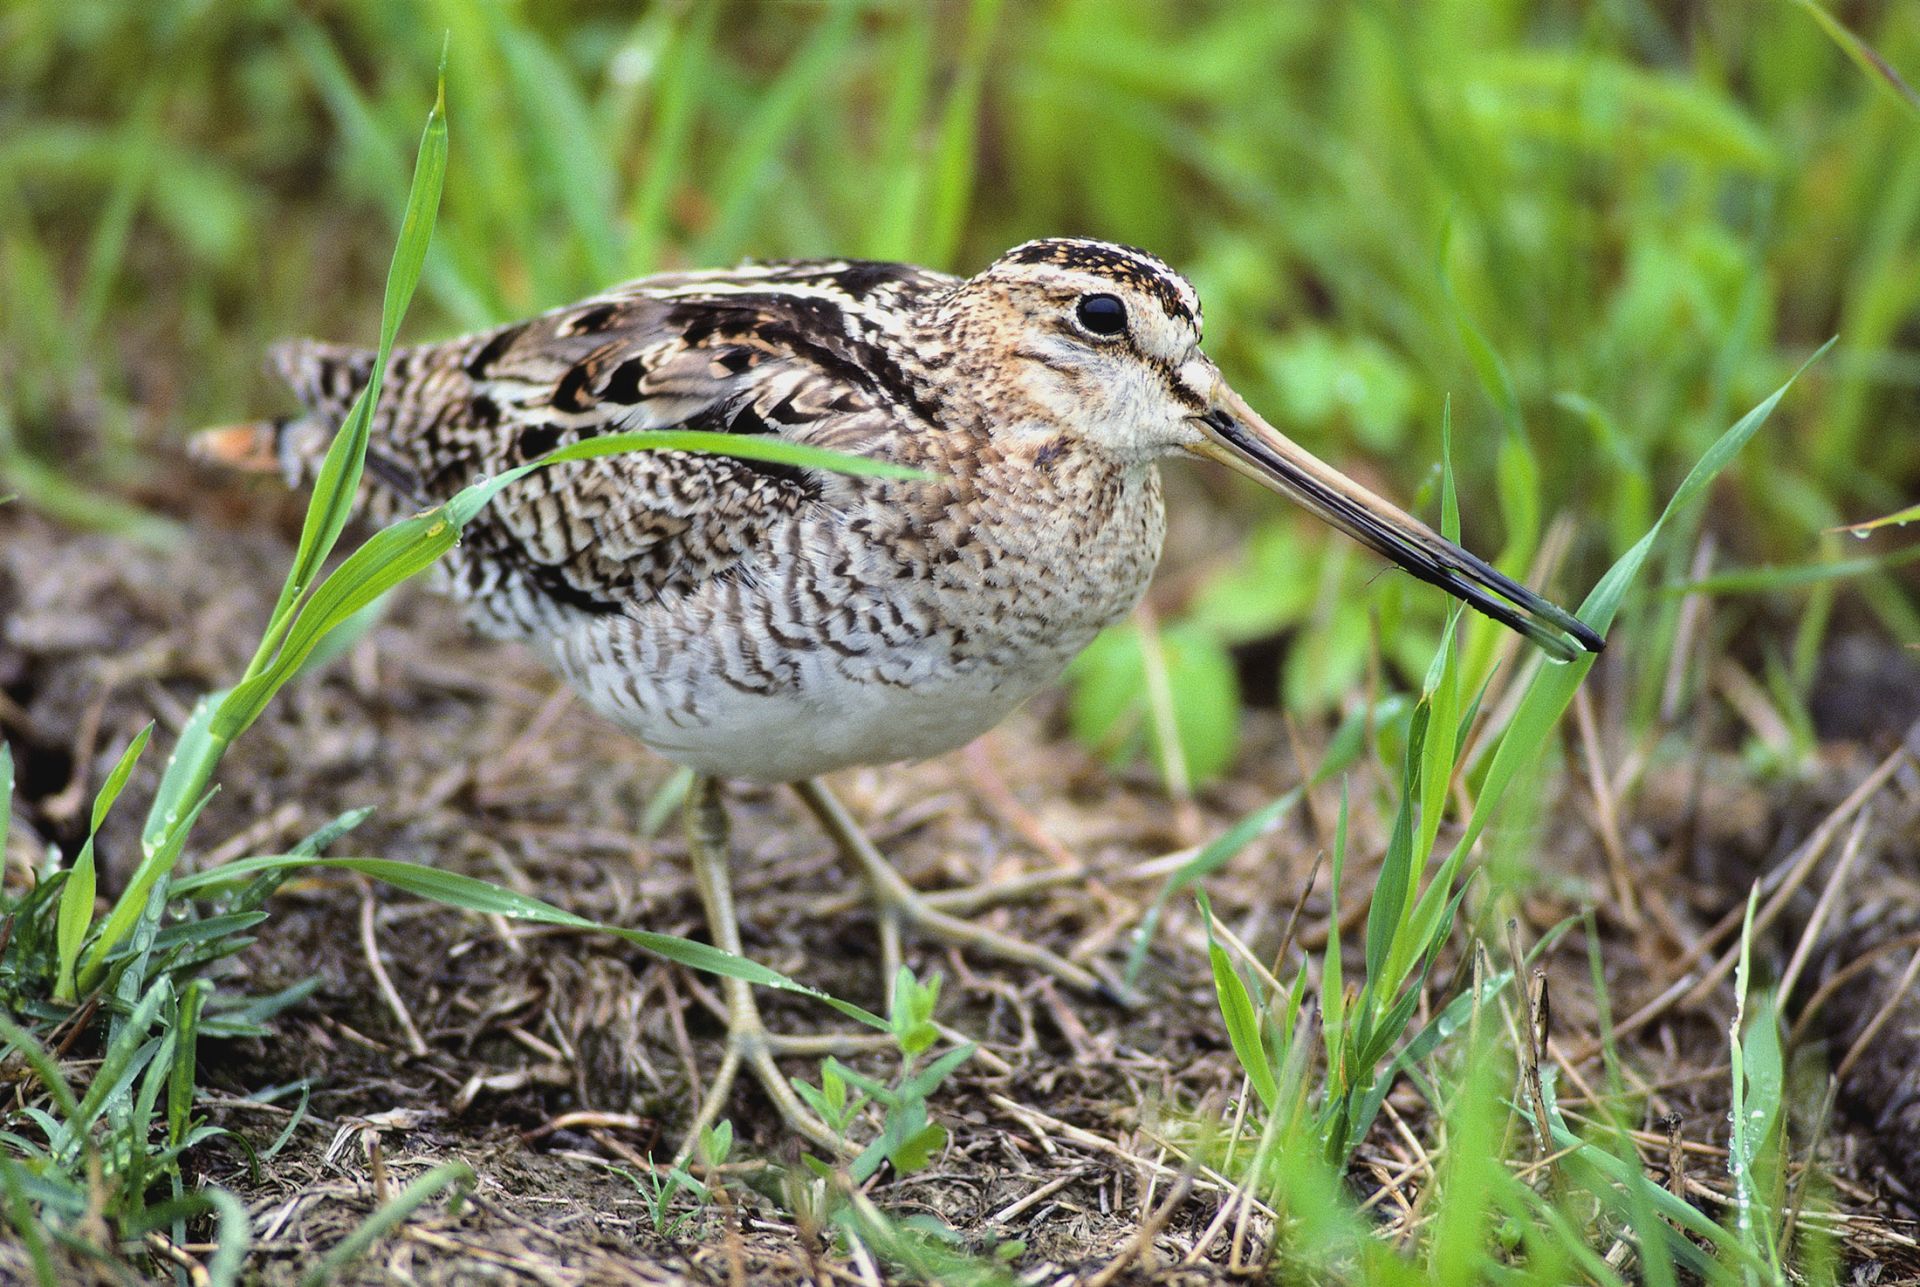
<box><xmin>548</xmin><ymin>628</ymin><xmax>1080</xmax><ymax>783</ymax></box>
<box><xmin>523</xmin><ymin>461</ymin><xmax>1167</xmax><ymax>783</ymax></box>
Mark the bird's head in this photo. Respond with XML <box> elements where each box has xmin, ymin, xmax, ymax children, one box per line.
<box><xmin>954</xmin><ymin>237</ymin><xmax>1603</xmax><ymax>661</ymax></box>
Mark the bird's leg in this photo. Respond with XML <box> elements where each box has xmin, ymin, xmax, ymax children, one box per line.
<box><xmin>673</xmin><ymin>775</ymin><xmax>852</xmax><ymax>1167</ymax></box>
<box><xmin>791</xmin><ymin>777</ymin><xmax>1115</xmax><ymax>1000</ymax></box>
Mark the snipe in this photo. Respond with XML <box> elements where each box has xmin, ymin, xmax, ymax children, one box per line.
<box><xmin>203</xmin><ymin>237</ymin><xmax>1600</xmax><ymax>1156</ymax></box>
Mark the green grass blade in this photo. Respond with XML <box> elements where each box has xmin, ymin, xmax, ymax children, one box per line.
<box><xmin>532</xmin><ymin>430</ymin><xmax>936</xmax><ymax>482</ymax></box>
<box><xmin>173</xmin><ymin>854</ymin><xmax>885</xmax><ymax>1030</ymax></box>
<box><xmin>920</xmin><ymin>0</ymin><xmax>1004</xmax><ymax>267</ymax></box>
<box><xmin>1123</xmin><ymin>788</ymin><xmax>1301</xmax><ymax>986</ymax></box>
<box><xmin>168</xmin><ymin>980</ymin><xmax>210</xmax><ymax>1153</ymax></box>
<box><xmin>0</xmin><ymin>1158</ymin><xmax>58</xmax><ymax>1287</ymax></box>
<box><xmin>298</xmin><ymin>1161</ymin><xmax>475</xmax><ymax>1287</ymax></box>
<box><xmin>125</xmin><ymin>1024</ymin><xmax>176</xmax><ymax>1201</ymax></box>
<box><xmin>0</xmin><ymin>742</ymin><xmax>11</xmax><ymax>863</ymax></box>
<box><xmin>1791</xmin><ymin>0</ymin><xmax>1920</xmax><ymax>116</ymax></box>
<box><xmin>201</xmin><ymin>1186</ymin><xmax>252</xmax><ymax>1287</ymax></box>
<box><xmin>1362</xmin><ymin>700</ymin><xmax>1426</xmax><ymax>989</ymax></box>
<box><xmin>866</xmin><ymin>5</ymin><xmax>934</xmax><ymax>261</ymax></box>
<box><xmin>50</xmin><ymin>861</ymin><xmax>93</xmax><ymax>1004</ymax></box>
<box><xmin>1545</xmin><ymin>1120</ymin><xmax>1743</xmax><ymax>1273</ymax></box>
<box><xmin>1670</xmin><ymin>543</ymin><xmax>1920</xmax><ymax>595</ymax></box>
<box><xmin>85</xmin><ymin>722</ymin><xmax>152</xmax><ymax>839</ymax></box>
<box><xmin>1199</xmin><ymin>893</ymin><xmax>1278</xmax><ymax>1112</ymax></box>
<box><xmin>624</xmin><ymin>2</ymin><xmax>716</xmax><ymax>273</ymax></box>
<box><xmin>1122</xmin><ymin>688</ymin><xmax>1389</xmax><ymax>986</ymax></box>
<box><xmin>1417</xmin><ymin>610</ymin><xmax>1462</xmax><ymax>864</ymax></box>
<box><xmin>1411</xmin><ymin>340</ymin><xmax>1834</xmax><ymax>944</ymax></box>
<box><xmin>496</xmin><ymin>22</ymin><xmax>621</xmax><ymax>286</ymax></box>
<box><xmin>1417</xmin><ymin>403</ymin><xmax>1465</xmax><ymax>863</ymax></box>
<box><xmin>694</xmin><ymin>0</ymin><xmax>859</xmax><ymax>264</ymax></box>
<box><xmin>74</xmin><ymin>89</ymin><xmax>157</xmax><ymax>346</ymax></box>
<box><xmin>1321</xmin><ymin>783</ymin><xmax>1349</xmax><ymax>1078</ymax></box>
<box><xmin>215</xmin><ymin>517</ymin><xmax>460</xmax><ymax>740</ymax></box>
<box><xmin>78</xmin><ymin>790</ymin><xmax>214</xmax><ymax>994</ymax></box>
<box><xmin>1836</xmin><ymin>500</ymin><xmax>1920</xmax><ymax>534</ymax></box>
<box><xmin>247</xmin><ymin>69</ymin><xmax>447</xmax><ymax>680</ymax></box>
<box><xmin>142</xmin><ymin>688</ymin><xmax>226</xmax><ymax>853</ymax></box>
<box><xmin>1729</xmin><ymin>887</ymin><xmax>1786</xmax><ymax>1275</ymax></box>
<box><xmin>286</xmin><ymin>20</ymin><xmax>492</xmax><ymax>325</ymax></box>
<box><xmin>66</xmin><ymin>977</ymin><xmax>171</xmax><ymax>1152</ymax></box>
<box><xmin>54</xmin><ymin>722</ymin><xmax>152</xmax><ymax>1002</ymax></box>
<box><xmin>214</xmin><ymin>429</ymin><xmax>929</xmax><ymax>743</ymax></box>
<box><xmin>0</xmin><ymin>1016</ymin><xmax>80</xmax><ymax>1121</ymax></box>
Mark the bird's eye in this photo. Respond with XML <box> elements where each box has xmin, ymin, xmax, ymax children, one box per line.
<box><xmin>1075</xmin><ymin>293</ymin><xmax>1128</xmax><ymax>337</ymax></box>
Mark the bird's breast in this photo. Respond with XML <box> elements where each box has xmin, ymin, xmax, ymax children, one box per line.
<box><xmin>542</xmin><ymin>460</ymin><xmax>1167</xmax><ymax>780</ymax></box>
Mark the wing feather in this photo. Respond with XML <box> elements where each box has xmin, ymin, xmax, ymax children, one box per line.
<box><xmin>267</xmin><ymin>259</ymin><xmax>955</xmax><ymax>634</ymax></box>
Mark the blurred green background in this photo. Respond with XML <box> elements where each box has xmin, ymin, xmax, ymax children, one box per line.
<box><xmin>4</xmin><ymin>0</ymin><xmax>1917</xmax><ymax>781</ymax></box>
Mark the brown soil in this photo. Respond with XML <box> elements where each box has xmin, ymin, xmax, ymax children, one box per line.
<box><xmin>3</xmin><ymin>461</ymin><xmax>1919</xmax><ymax>1284</ymax></box>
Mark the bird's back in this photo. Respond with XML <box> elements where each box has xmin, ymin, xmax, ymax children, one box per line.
<box><xmin>262</xmin><ymin>257</ymin><xmax>962</xmax><ymax>639</ymax></box>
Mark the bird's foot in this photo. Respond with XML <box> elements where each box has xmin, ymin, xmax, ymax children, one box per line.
<box><xmin>792</xmin><ymin>778</ymin><xmax>1138</xmax><ymax>1006</ymax></box>
<box><xmin>670</xmin><ymin>994</ymin><xmax>890</xmax><ymax>1170</ymax></box>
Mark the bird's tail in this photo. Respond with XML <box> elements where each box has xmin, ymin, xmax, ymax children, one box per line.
<box><xmin>189</xmin><ymin>340</ymin><xmax>377</xmax><ymax>485</ymax></box>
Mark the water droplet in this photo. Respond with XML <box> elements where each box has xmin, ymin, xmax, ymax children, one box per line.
<box><xmin>1852</xmin><ymin>528</ymin><xmax>1872</xmax><ymax>540</ymax></box>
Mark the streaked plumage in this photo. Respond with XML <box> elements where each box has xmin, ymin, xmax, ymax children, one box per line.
<box><xmin>253</xmin><ymin>245</ymin><xmax>1164</xmax><ymax>783</ymax></box>
<box><xmin>208</xmin><ymin>237</ymin><xmax>1599</xmax><ymax>1154</ymax></box>
<box><xmin>230</xmin><ymin>239</ymin><xmax>1594</xmax><ymax>784</ymax></box>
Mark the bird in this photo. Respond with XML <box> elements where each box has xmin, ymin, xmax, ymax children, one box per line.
<box><xmin>198</xmin><ymin>237</ymin><xmax>1602</xmax><ymax>1157</ymax></box>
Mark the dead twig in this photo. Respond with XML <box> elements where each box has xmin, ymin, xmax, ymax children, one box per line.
<box><xmin>1585</xmin><ymin>742</ymin><xmax>1909</xmax><ymax>1059</ymax></box>
<box><xmin>359</xmin><ymin>887</ymin><xmax>428</xmax><ymax>1057</ymax></box>
<box><xmin>1574</xmin><ymin>686</ymin><xmax>1640</xmax><ymax>928</ymax></box>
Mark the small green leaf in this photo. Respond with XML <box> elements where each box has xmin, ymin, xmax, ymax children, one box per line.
<box><xmin>890</xmin><ymin>1123</ymin><xmax>947</xmax><ymax>1175</ymax></box>
<box><xmin>895</xmin><ymin>1043</ymin><xmax>974</xmax><ymax>1104</ymax></box>
<box><xmin>55</xmin><ymin>722</ymin><xmax>153</xmax><ymax>1002</ymax></box>
<box><xmin>699</xmin><ymin>1119</ymin><xmax>732</xmax><ymax>1168</ymax></box>
<box><xmin>1200</xmin><ymin>894</ymin><xmax>1278</xmax><ymax>1112</ymax></box>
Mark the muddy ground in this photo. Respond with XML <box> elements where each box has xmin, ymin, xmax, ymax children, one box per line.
<box><xmin>4</xmin><ymin>463</ymin><xmax>1920</xmax><ymax>1284</ymax></box>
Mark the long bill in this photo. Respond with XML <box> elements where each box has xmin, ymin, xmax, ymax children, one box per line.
<box><xmin>1187</xmin><ymin>384</ymin><xmax>1604</xmax><ymax>662</ymax></box>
